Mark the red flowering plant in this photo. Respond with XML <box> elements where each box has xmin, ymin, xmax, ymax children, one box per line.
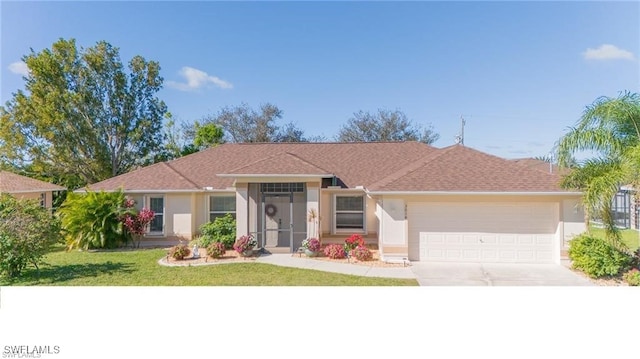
<box><xmin>344</xmin><ymin>234</ymin><xmax>364</xmax><ymax>253</ymax></box>
<box><xmin>120</xmin><ymin>197</ymin><xmax>155</xmax><ymax>248</ymax></box>
<box><xmin>323</xmin><ymin>244</ymin><xmax>346</xmax><ymax>259</ymax></box>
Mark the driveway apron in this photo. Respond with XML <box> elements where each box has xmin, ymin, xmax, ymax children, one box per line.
<box><xmin>410</xmin><ymin>262</ymin><xmax>594</xmax><ymax>286</ymax></box>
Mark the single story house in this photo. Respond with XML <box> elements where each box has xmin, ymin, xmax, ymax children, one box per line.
<box><xmin>85</xmin><ymin>142</ymin><xmax>585</xmax><ymax>264</ymax></box>
<box><xmin>0</xmin><ymin>170</ymin><xmax>66</xmax><ymax>209</ymax></box>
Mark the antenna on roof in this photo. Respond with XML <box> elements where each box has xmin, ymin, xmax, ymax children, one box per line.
<box><xmin>454</xmin><ymin>115</ymin><xmax>465</xmax><ymax>145</ymax></box>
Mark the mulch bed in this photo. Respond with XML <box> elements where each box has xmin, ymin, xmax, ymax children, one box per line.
<box><xmin>162</xmin><ymin>247</ymin><xmax>406</xmax><ymax>267</ymax></box>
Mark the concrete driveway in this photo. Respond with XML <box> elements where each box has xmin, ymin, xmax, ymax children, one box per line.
<box><xmin>410</xmin><ymin>262</ymin><xmax>594</xmax><ymax>286</ymax></box>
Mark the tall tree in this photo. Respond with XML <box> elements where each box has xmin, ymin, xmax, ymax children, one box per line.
<box><xmin>556</xmin><ymin>91</ymin><xmax>640</xmax><ymax>248</ymax></box>
<box><xmin>0</xmin><ymin>38</ymin><xmax>168</xmax><ymax>188</ymax></box>
<box><xmin>337</xmin><ymin>109</ymin><xmax>439</xmax><ymax>144</ymax></box>
<box><xmin>202</xmin><ymin>102</ymin><xmax>308</xmax><ymax>143</ymax></box>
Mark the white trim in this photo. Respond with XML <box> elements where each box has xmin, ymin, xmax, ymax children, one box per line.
<box><xmin>366</xmin><ymin>190</ymin><xmax>583</xmax><ymax>196</ymax></box>
<box><xmin>332</xmin><ymin>193</ymin><xmax>367</xmax><ymax>234</ymax></box>
<box><xmin>146</xmin><ymin>195</ymin><xmax>165</xmax><ymax>236</ymax></box>
<box><xmin>74</xmin><ymin>189</ymin><xmax>201</xmax><ymax>194</ymax></box>
<box><xmin>4</xmin><ymin>189</ymin><xmax>63</xmax><ymax>194</ymax></box>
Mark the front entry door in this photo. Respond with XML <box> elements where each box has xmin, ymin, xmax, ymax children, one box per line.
<box><xmin>262</xmin><ymin>194</ymin><xmax>293</xmax><ymax>251</ymax></box>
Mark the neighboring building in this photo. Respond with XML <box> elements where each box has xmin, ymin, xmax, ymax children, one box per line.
<box><xmin>85</xmin><ymin>142</ymin><xmax>585</xmax><ymax>264</ymax></box>
<box><xmin>0</xmin><ymin>170</ymin><xmax>66</xmax><ymax>209</ymax></box>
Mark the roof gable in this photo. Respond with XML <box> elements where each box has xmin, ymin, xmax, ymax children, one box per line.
<box><xmin>370</xmin><ymin>145</ymin><xmax>564</xmax><ymax>192</ymax></box>
<box><xmin>0</xmin><ymin>171</ymin><xmax>66</xmax><ymax>193</ymax></box>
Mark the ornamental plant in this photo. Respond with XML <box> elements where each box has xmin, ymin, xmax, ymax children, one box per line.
<box><xmin>344</xmin><ymin>234</ymin><xmax>364</xmax><ymax>252</ymax></box>
<box><xmin>568</xmin><ymin>234</ymin><xmax>632</xmax><ymax>278</ymax></box>
<box><xmin>302</xmin><ymin>238</ymin><xmax>321</xmax><ymax>252</ymax></box>
<box><xmin>233</xmin><ymin>235</ymin><xmax>257</xmax><ymax>254</ymax></box>
<box><xmin>324</xmin><ymin>244</ymin><xmax>346</xmax><ymax>259</ymax></box>
<box><xmin>207</xmin><ymin>242</ymin><xmax>226</xmax><ymax>259</ymax></box>
<box><xmin>120</xmin><ymin>199</ymin><xmax>155</xmax><ymax>248</ymax></box>
<box><xmin>169</xmin><ymin>243</ymin><xmax>191</xmax><ymax>260</ymax></box>
<box><xmin>199</xmin><ymin>213</ymin><xmax>236</xmax><ymax>249</ymax></box>
<box><xmin>352</xmin><ymin>245</ymin><xmax>373</xmax><ymax>261</ymax></box>
<box><xmin>623</xmin><ymin>268</ymin><xmax>640</xmax><ymax>286</ymax></box>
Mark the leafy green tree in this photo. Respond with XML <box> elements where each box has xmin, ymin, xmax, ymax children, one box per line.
<box><xmin>0</xmin><ymin>38</ymin><xmax>168</xmax><ymax>188</ymax></box>
<box><xmin>337</xmin><ymin>109</ymin><xmax>439</xmax><ymax>144</ymax></box>
<box><xmin>0</xmin><ymin>194</ymin><xmax>61</xmax><ymax>278</ymax></box>
<box><xmin>193</xmin><ymin>122</ymin><xmax>224</xmax><ymax>149</ymax></box>
<box><xmin>556</xmin><ymin>91</ymin><xmax>640</xmax><ymax>248</ymax></box>
<box><xmin>58</xmin><ymin>190</ymin><xmax>130</xmax><ymax>250</ymax></box>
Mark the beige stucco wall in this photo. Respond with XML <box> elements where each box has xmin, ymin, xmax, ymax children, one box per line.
<box><xmin>561</xmin><ymin>198</ymin><xmax>587</xmax><ymax>247</ymax></box>
<box><xmin>166</xmin><ymin>193</ymin><xmax>193</xmax><ymax>239</ymax></box>
<box><xmin>10</xmin><ymin>191</ymin><xmax>54</xmax><ymax>209</ymax></box>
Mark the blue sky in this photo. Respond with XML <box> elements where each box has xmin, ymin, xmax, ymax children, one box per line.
<box><xmin>2</xmin><ymin>1</ymin><xmax>638</xmax><ymax>159</ymax></box>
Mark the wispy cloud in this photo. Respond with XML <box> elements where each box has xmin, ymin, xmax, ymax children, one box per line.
<box><xmin>8</xmin><ymin>61</ymin><xmax>29</xmax><ymax>76</ymax></box>
<box><xmin>167</xmin><ymin>66</ymin><xmax>233</xmax><ymax>91</ymax></box>
<box><xmin>582</xmin><ymin>44</ymin><xmax>635</xmax><ymax>61</ymax></box>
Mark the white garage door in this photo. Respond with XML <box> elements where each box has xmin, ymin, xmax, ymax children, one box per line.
<box><xmin>407</xmin><ymin>202</ymin><xmax>558</xmax><ymax>263</ymax></box>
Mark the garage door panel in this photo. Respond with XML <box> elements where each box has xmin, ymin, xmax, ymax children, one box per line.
<box><xmin>408</xmin><ymin>202</ymin><xmax>558</xmax><ymax>263</ymax></box>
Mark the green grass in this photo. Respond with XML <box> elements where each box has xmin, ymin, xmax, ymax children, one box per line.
<box><xmin>0</xmin><ymin>247</ymin><xmax>417</xmax><ymax>286</ymax></box>
<box><xmin>589</xmin><ymin>227</ymin><xmax>640</xmax><ymax>251</ymax></box>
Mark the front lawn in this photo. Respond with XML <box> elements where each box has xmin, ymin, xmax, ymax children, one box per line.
<box><xmin>589</xmin><ymin>227</ymin><xmax>640</xmax><ymax>251</ymax></box>
<box><xmin>0</xmin><ymin>247</ymin><xmax>417</xmax><ymax>286</ymax></box>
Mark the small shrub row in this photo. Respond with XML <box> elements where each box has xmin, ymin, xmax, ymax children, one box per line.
<box><xmin>169</xmin><ymin>243</ymin><xmax>191</xmax><ymax>260</ymax></box>
<box><xmin>568</xmin><ymin>234</ymin><xmax>632</xmax><ymax>278</ymax></box>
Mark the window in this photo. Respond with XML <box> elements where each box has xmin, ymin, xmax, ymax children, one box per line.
<box><xmin>335</xmin><ymin>195</ymin><xmax>365</xmax><ymax>231</ymax></box>
<box><xmin>39</xmin><ymin>193</ymin><xmax>46</xmax><ymax>208</ymax></box>
<box><xmin>148</xmin><ymin>196</ymin><xmax>164</xmax><ymax>234</ymax></box>
<box><xmin>260</xmin><ymin>183</ymin><xmax>304</xmax><ymax>193</ymax></box>
<box><xmin>209</xmin><ymin>195</ymin><xmax>236</xmax><ymax>222</ymax></box>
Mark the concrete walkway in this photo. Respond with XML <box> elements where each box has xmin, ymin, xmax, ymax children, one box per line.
<box><xmin>255</xmin><ymin>253</ymin><xmax>415</xmax><ymax>279</ymax></box>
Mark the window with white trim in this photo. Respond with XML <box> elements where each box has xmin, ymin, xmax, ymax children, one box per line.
<box><xmin>148</xmin><ymin>196</ymin><xmax>164</xmax><ymax>234</ymax></box>
<box><xmin>334</xmin><ymin>194</ymin><xmax>365</xmax><ymax>231</ymax></box>
<box><xmin>209</xmin><ymin>195</ymin><xmax>236</xmax><ymax>222</ymax></box>
<box><xmin>39</xmin><ymin>193</ymin><xmax>46</xmax><ymax>208</ymax></box>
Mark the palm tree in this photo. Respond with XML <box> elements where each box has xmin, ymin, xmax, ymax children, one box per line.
<box><xmin>556</xmin><ymin>91</ymin><xmax>640</xmax><ymax>249</ymax></box>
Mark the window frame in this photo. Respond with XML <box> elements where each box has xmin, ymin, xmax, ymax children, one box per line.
<box><xmin>146</xmin><ymin>195</ymin><xmax>165</xmax><ymax>236</ymax></box>
<box><xmin>208</xmin><ymin>194</ymin><xmax>237</xmax><ymax>222</ymax></box>
<box><xmin>333</xmin><ymin>193</ymin><xmax>366</xmax><ymax>234</ymax></box>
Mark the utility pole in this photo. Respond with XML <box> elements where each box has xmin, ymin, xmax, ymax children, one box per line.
<box><xmin>455</xmin><ymin>115</ymin><xmax>466</xmax><ymax>145</ymax></box>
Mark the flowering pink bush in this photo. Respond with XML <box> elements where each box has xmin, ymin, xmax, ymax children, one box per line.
<box><xmin>233</xmin><ymin>235</ymin><xmax>257</xmax><ymax>254</ymax></box>
<box><xmin>122</xmin><ymin>208</ymin><xmax>155</xmax><ymax>236</ymax></box>
<box><xmin>302</xmin><ymin>238</ymin><xmax>321</xmax><ymax>252</ymax></box>
<box><xmin>323</xmin><ymin>244</ymin><xmax>346</xmax><ymax>259</ymax></box>
<box><xmin>352</xmin><ymin>245</ymin><xmax>373</xmax><ymax>261</ymax></box>
<box><xmin>344</xmin><ymin>234</ymin><xmax>364</xmax><ymax>252</ymax></box>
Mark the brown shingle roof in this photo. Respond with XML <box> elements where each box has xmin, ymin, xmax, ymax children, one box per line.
<box><xmin>86</xmin><ymin>142</ymin><xmax>569</xmax><ymax>193</ymax></box>
<box><xmin>0</xmin><ymin>171</ymin><xmax>66</xmax><ymax>193</ymax></box>
<box><xmin>370</xmin><ymin>145</ymin><xmax>565</xmax><ymax>192</ymax></box>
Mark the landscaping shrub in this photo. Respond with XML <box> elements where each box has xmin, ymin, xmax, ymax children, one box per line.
<box><xmin>0</xmin><ymin>194</ymin><xmax>61</xmax><ymax>278</ymax></box>
<box><xmin>207</xmin><ymin>242</ymin><xmax>226</xmax><ymax>259</ymax></box>
<box><xmin>199</xmin><ymin>214</ymin><xmax>236</xmax><ymax>249</ymax></box>
<box><xmin>169</xmin><ymin>243</ymin><xmax>191</xmax><ymax>260</ymax></box>
<box><xmin>302</xmin><ymin>238</ymin><xmax>321</xmax><ymax>252</ymax></box>
<box><xmin>623</xmin><ymin>268</ymin><xmax>640</xmax><ymax>286</ymax></box>
<box><xmin>352</xmin><ymin>245</ymin><xmax>373</xmax><ymax>261</ymax></box>
<box><xmin>59</xmin><ymin>190</ymin><xmax>130</xmax><ymax>249</ymax></box>
<box><xmin>568</xmin><ymin>234</ymin><xmax>632</xmax><ymax>278</ymax></box>
<box><xmin>233</xmin><ymin>235</ymin><xmax>257</xmax><ymax>254</ymax></box>
<box><xmin>344</xmin><ymin>234</ymin><xmax>364</xmax><ymax>252</ymax></box>
<box><xmin>324</xmin><ymin>244</ymin><xmax>346</xmax><ymax>259</ymax></box>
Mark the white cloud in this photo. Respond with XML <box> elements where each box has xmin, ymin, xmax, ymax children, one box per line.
<box><xmin>167</xmin><ymin>66</ymin><xmax>233</xmax><ymax>91</ymax></box>
<box><xmin>8</xmin><ymin>61</ymin><xmax>29</xmax><ymax>76</ymax></box>
<box><xmin>582</xmin><ymin>44</ymin><xmax>635</xmax><ymax>61</ymax></box>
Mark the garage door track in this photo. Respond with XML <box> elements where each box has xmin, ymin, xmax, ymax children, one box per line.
<box><xmin>410</xmin><ymin>262</ymin><xmax>594</xmax><ymax>286</ymax></box>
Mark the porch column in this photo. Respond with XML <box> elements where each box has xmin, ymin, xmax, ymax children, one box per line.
<box><xmin>307</xmin><ymin>183</ymin><xmax>320</xmax><ymax>239</ymax></box>
<box><xmin>236</xmin><ymin>183</ymin><xmax>249</xmax><ymax>237</ymax></box>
